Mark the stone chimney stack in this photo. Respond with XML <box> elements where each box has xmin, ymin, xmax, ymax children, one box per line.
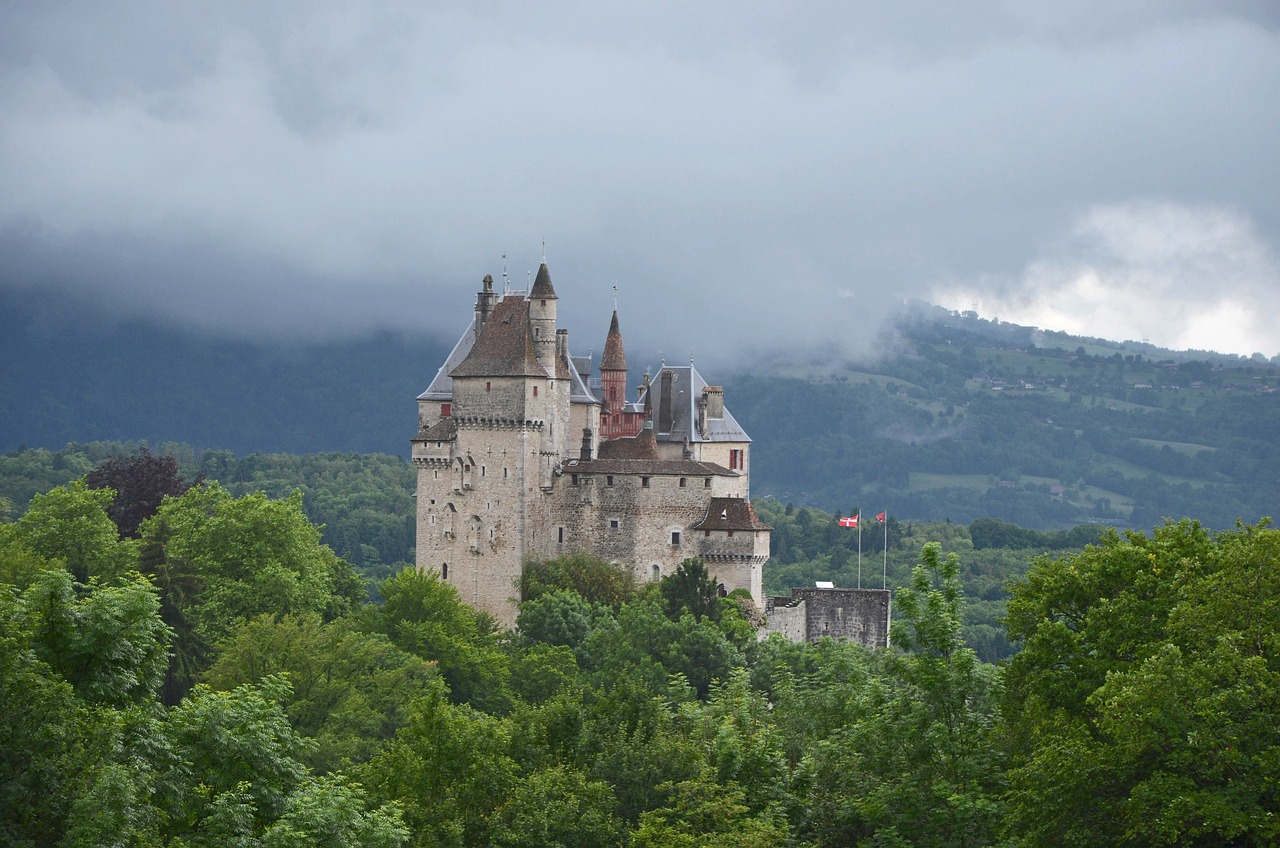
<box><xmin>580</xmin><ymin>428</ymin><xmax>594</xmax><ymax>461</ymax></box>
<box><xmin>474</xmin><ymin>274</ymin><xmax>497</xmax><ymax>330</ymax></box>
<box><xmin>704</xmin><ymin>386</ymin><xmax>725</xmax><ymax>419</ymax></box>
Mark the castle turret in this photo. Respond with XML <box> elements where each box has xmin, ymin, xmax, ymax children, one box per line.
<box><xmin>529</xmin><ymin>263</ymin><xmax>559</xmax><ymax>376</ymax></box>
<box><xmin>599</xmin><ymin>310</ymin><xmax>629</xmax><ymax>437</ymax></box>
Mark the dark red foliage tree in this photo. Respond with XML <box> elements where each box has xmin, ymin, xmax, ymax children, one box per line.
<box><xmin>85</xmin><ymin>447</ymin><xmax>201</xmax><ymax>539</ymax></box>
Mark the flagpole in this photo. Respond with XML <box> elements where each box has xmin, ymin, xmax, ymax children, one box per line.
<box><xmin>857</xmin><ymin>511</ymin><xmax>862</xmax><ymax>589</ymax></box>
<box><xmin>882</xmin><ymin>510</ymin><xmax>888</xmax><ymax>589</ymax></box>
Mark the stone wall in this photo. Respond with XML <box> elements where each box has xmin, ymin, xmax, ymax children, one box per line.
<box><xmin>761</xmin><ymin>596</ymin><xmax>808</xmax><ymax>642</ymax></box>
<box><xmin>762</xmin><ymin>588</ymin><xmax>892</xmax><ymax>649</ymax></box>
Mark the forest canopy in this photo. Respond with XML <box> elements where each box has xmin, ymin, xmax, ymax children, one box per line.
<box><xmin>3</xmin><ymin>454</ymin><xmax>1276</xmax><ymax>846</ymax></box>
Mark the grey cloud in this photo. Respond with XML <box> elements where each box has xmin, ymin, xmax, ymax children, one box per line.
<box><xmin>1</xmin><ymin>1</ymin><xmax>1277</xmax><ymax>367</ymax></box>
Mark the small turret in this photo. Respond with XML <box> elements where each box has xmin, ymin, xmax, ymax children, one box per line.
<box><xmin>528</xmin><ymin>263</ymin><xmax>558</xmax><ymax>375</ymax></box>
<box><xmin>600</xmin><ymin>310</ymin><xmax>628</xmax><ymax>415</ymax></box>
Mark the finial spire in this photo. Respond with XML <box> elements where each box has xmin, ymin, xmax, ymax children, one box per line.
<box><xmin>542</xmin><ymin>238</ymin><xmax>546</xmax><ymax>263</ymax></box>
<box><xmin>502</xmin><ymin>254</ymin><xmax>510</xmax><ymax>294</ymax></box>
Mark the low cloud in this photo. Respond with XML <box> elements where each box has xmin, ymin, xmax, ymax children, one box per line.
<box><xmin>2</xmin><ymin>2</ymin><xmax>1278</xmax><ymax>366</ymax></box>
<box><xmin>934</xmin><ymin>201</ymin><xmax>1280</xmax><ymax>356</ymax></box>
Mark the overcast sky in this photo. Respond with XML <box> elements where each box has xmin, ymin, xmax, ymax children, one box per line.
<box><xmin>2</xmin><ymin>1</ymin><xmax>1278</xmax><ymax>366</ymax></box>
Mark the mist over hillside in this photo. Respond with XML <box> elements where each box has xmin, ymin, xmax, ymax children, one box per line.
<box><xmin>5</xmin><ymin>286</ymin><xmax>1278</xmax><ymax>530</ymax></box>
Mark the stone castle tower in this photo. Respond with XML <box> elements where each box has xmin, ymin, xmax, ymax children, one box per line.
<box><xmin>412</xmin><ymin>264</ymin><xmax>770</xmax><ymax>628</ymax></box>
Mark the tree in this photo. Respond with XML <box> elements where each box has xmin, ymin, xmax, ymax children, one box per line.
<box><xmin>12</xmin><ymin>481</ymin><xmax>134</xmax><ymax>583</ymax></box>
<box><xmin>516</xmin><ymin>589</ymin><xmax>602</xmax><ymax>651</ymax></box>
<box><xmin>85</xmin><ymin>446</ymin><xmax>199</xmax><ymax>538</ymax></box>
<box><xmin>359</xmin><ymin>684</ymin><xmax>516</xmax><ymax>848</ymax></box>
<box><xmin>520</xmin><ymin>552</ymin><xmax>638</xmax><ymax>608</ymax></box>
<box><xmin>660</xmin><ymin>557</ymin><xmax>722</xmax><ymax>623</ymax></box>
<box><xmin>801</xmin><ymin>543</ymin><xmax>1003</xmax><ymax>847</ymax></box>
<box><xmin>159</xmin><ymin>676</ymin><xmax>408</xmax><ymax>846</ymax></box>
<box><xmin>1001</xmin><ymin>520</ymin><xmax>1280</xmax><ymax>847</ymax></box>
<box><xmin>487</xmin><ymin>766</ymin><xmax>623</xmax><ymax>848</ymax></box>
<box><xmin>204</xmin><ymin>613</ymin><xmax>440</xmax><ymax>772</ymax></box>
<box><xmin>372</xmin><ymin>566</ymin><xmax>511</xmax><ymax>713</ymax></box>
<box><xmin>145</xmin><ymin>483</ymin><xmax>363</xmax><ymax>647</ymax></box>
<box><xmin>18</xmin><ymin>568</ymin><xmax>170</xmax><ymax>707</ymax></box>
<box><xmin>628</xmin><ymin>771</ymin><xmax>788</xmax><ymax>848</ymax></box>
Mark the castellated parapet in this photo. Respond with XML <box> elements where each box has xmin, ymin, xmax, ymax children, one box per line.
<box><xmin>413</xmin><ymin>264</ymin><xmax>767</xmax><ymax>628</ymax></box>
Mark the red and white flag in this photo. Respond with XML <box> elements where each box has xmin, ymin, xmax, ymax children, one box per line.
<box><xmin>876</xmin><ymin>512</ymin><xmax>886</xmax><ymax>523</ymax></box>
<box><xmin>839</xmin><ymin>515</ymin><xmax>859</xmax><ymax>528</ymax></box>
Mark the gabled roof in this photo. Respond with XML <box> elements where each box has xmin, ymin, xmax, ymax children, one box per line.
<box><xmin>565</xmin><ymin>348</ymin><xmax>599</xmax><ymax>404</ymax></box>
<box><xmin>530</xmin><ymin>262</ymin><xmax>557</xmax><ymax>299</ymax></box>
<box><xmin>450</xmin><ymin>296</ymin><xmax>548</xmax><ymax>379</ymax></box>
<box><xmin>693</xmin><ymin>497</ymin><xmax>772</xmax><ymax>531</ymax></box>
<box><xmin>640</xmin><ymin>365</ymin><xmax>751</xmax><ymax>444</ymax></box>
<box><xmin>601</xmin><ymin>311</ymin><xmax>626</xmax><ymax>371</ymax></box>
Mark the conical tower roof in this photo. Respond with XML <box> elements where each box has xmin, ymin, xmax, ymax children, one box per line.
<box><xmin>530</xmin><ymin>262</ymin><xmax>557</xmax><ymax>299</ymax></box>
<box><xmin>601</xmin><ymin>310</ymin><xmax>626</xmax><ymax>372</ymax></box>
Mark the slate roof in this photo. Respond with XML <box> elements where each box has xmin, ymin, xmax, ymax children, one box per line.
<box><xmin>418</xmin><ymin>320</ymin><xmax>477</xmax><ymax>401</ymax></box>
<box><xmin>596</xmin><ymin>426</ymin><xmax>659</xmax><ymax>460</ymax></box>
<box><xmin>450</xmin><ymin>296</ymin><xmax>548</xmax><ymax>379</ymax></box>
<box><xmin>640</xmin><ymin>365</ymin><xmax>751</xmax><ymax>444</ymax></box>
<box><xmin>419</xmin><ymin>304</ymin><xmax>598</xmax><ymax>404</ymax></box>
<box><xmin>413</xmin><ymin>417</ymin><xmax>458</xmax><ymax>442</ymax></box>
<box><xmin>530</xmin><ymin>262</ymin><xmax>557</xmax><ymax>299</ymax></box>
<box><xmin>566</xmin><ymin>348</ymin><xmax>599</xmax><ymax>404</ymax></box>
<box><xmin>601</xmin><ymin>311</ymin><xmax>626</xmax><ymax>371</ymax></box>
<box><xmin>692</xmin><ymin>497</ymin><xmax>772</xmax><ymax>531</ymax></box>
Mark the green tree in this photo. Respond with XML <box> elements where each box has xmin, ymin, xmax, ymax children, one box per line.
<box><xmin>802</xmin><ymin>543</ymin><xmax>1003</xmax><ymax>847</ymax></box>
<box><xmin>629</xmin><ymin>771</ymin><xmax>789</xmax><ymax>848</ymax></box>
<box><xmin>204</xmin><ymin>613</ymin><xmax>440</xmax><ymax>772</ymax></box>
<box><xmin>18</xmin><ymin>568</ymin><xmax>170</xmax><ymax>707</ymax></box>
<box><xmin>371</xmin><ymin>566</ymin><xmax>512</xmax><ymax>712</ymax></box>
<box><xmin>360</xmin><ymin>684</ymin><xmax>517</xmax><ymax>848</ymax></box>
<box><xmin>520</xmin><ymin>552</ymin><xmax>638</xmax><ymax>608</ymax></box>
<box><xmin>1002</xmin><ymin>520</ymin><xmax>1280</xmax><ymax>847</ymax></box>
<box><xmin>12</xmin><ymin>480</ymin><xmax>134</xmax><ymax>583</ymax></box>
<box><xmin>488</xmin><ymin>766</ymin><xmax>623</xmax><ymax>848</ymax></box>
<box><xmin>660</xmin><ymin>557</ymin><xmax>722</xmax><ymax>623</ymax></box>
<box><xmin>146</xmin><ymin>483</ymin><xmax>363</xmax><ymax>647</ymax></box>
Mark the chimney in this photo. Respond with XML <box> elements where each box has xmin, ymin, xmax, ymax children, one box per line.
<box><xmin>580</xmin><ymin>428</ymin><xmax>594</xmax><ymax>461</ymax></box>
<box><xmin>659</xmin><ymin>370</ymin><xmax>674</xmax><ymax>434</ymax></box>
<box><xmin>475</xmin><ymin>274</ymin><xmax>497</xmax><ymax>330</ymax></box>
<box><xmin>704</xmin><ymin>386</ymin><xmax>725</xmax><ymax>419</ymax></box>
<box><xmin>556</xmin><ymin>329</ymin><xmax>568</xmax><ymax>363</ymax></box>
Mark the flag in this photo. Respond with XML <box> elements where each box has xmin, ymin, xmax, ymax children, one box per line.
<box><xmin>876</xmin><ymin>511</ymin><xmax>886</xmax><ymax>523</ymax></box>
<box><xmin>839</xmin><ymin>515</ymin><xmax>859</xmax><ymax>528</ymax></box>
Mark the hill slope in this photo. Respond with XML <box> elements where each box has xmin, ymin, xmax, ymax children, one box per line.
<box><xmin>4</xmin><ymin>289</ymin><xmax>1278</xmax><ymax>529</ymax></box>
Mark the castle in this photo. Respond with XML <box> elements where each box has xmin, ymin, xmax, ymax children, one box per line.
<box><xmin>412</xmin><ymin>264</ymin><xmax>771</xmax><ymax>628</ymax></box>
